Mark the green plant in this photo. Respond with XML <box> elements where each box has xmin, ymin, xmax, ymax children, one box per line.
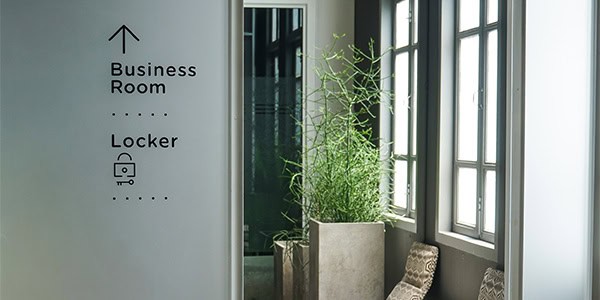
<box><xmin>279</xmin><ymin>35</ymin><xmax>398</xmax><ymax>243</ymax></box>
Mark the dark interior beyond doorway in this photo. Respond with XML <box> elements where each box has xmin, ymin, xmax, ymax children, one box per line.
<box><xmin>243</xmin><ymin>7</ymin><xmax>303</xmax><ymax>300</ymax></box>
<box><xmin>243</xmin><ymin>6</ymin><xmax>303</xmax><ymax>256</ymax></box>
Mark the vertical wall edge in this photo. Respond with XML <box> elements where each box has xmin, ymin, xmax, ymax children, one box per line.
<box><xmin>505</xmin><ymin>0</ymin><xmax>524</xmax><ymax>298</ymax></box>
<box><xmin>230</xmin><ymin>0</ymin><xmax>244</xmax><ymax>299</ymax></box>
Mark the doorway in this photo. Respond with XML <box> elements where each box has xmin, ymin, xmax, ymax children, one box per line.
<box><xmin>243</xmin><ymin>6</ymin><xmax>304</xmax><ymax>300</ymax></box>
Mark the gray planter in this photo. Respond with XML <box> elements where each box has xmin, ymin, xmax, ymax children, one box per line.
<box><xmin>309</xmin><ymin>219</ymin><xmax>384</xmax><ymax>300</ymax></box>
<box><xmin>274</xmin><ymin>241</ymin><xmax>310</xmax><ymax>300</ymax></box>
<box><xmin>274</xmin><ymin>241</ymin><xmax>293</xmax><ymax>300</ymax></box>
<box><xmin>292</xmin><ymin>242</ymin><xmax>310</xmax><ymax>300</ymax></box>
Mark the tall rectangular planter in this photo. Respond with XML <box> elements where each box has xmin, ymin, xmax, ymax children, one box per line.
<box><xmin>309</xmin><ymin>220</ymin><xmax>384</xmax><ymax>300</ymax></box>
<box><xmin>274</xmin><ymin>241</ymin><xmax>293</xmax><ymax>300</ymax></box>
<box><xmin>292</xmin><ymin>242</ymin><xmax>310</xmax><ymax>300</ymax></box>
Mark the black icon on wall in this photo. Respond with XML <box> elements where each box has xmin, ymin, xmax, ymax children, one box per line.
<box><xmin>108</xmin><ymin>25</ymin><xmax>139</xmax><ymax>54</ymax></box>
<box><xmin>114</xmin><ymin>152</ymin><xmax>135</xmax><ymax>186</ymax></box>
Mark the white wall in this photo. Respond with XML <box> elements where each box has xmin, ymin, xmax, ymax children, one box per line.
<box><xmin>315</xmin><ymin>0</ymin><xmax>355</xmax><ymax>50</ymax></box>
<box><xmin>309</xmin><ymin>0</ymin><xmax>355</xmax><ymax>114</ymax></box>
<box><xmin>523</xmin><ymin>0</ymin><xmax>594</xmax><ymax>298</ymax></box>
<box><xmin>0</xmin><ymin>0</ymin><xmax>237</xmax><ymax>299</ymax></box>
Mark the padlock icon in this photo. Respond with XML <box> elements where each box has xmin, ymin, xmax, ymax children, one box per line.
<box><xmin>114</xmin><ymin>152</ymin><xmax>135</xmax><ymax>186</ymax></box>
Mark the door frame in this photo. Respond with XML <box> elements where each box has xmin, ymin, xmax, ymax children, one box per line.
<box><xmin>239</xmin><ymin>0</ymin><xmax>316</xmax><ymax>298</ymax></box>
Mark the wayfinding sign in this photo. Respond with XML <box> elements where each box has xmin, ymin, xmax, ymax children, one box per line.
<box><xmin>1</xmin><ymin>1</ymin><xmax>233</xmax><ymax>299</ymax></box>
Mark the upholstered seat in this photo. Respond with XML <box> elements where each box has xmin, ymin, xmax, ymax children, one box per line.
<box><xmin>386</xmin><ymin>242</ymin><xmax>439</xmax><ymax>300</ymax></box>
<box><xmin>386</xmin><ymin>281</ymin><xmax>425</xmax><ymax>300</ymax></box>
<box><xmin>478</xmin><ymin>267</ymin><xmax>504</xmax><ymax>300</ymax></box>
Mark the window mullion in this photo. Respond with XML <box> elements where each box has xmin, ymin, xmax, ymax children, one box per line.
<box><xmin>475</xmin><ymin>0</ymin><xmax>486</xmax><ymax>240</ymax></box>
<box><xmin>457</xmin><ymin>28</ymin><xmax>479</xmax><ymax>38</ymax></box>
<box><xmin>482</xmin><ymin>163</ymin><xmax>496</xmax><ymax>170</ymax></box>
<box><xmin>455</xmin><ymin>160</ymin><xmax>477</xmax><ymax>168</ymax></box>
<box><xmin>408</xmin><ymin>0</ymin><xmax>413</xmax><ymax>49</ymax></box>
<box><xmin>394</xmin><ymin>43</ymin><xmax>418</xmax><ymax>54</ymax></box>
<box><xmin>406</xmin><ymin>0</ymin><xmax>415</xmax><ymax>212</ymax></box>
<box><xmin>393</xmin><ymin>0</ymin><xmax>418</xmax><ymax>219</ymax></box>
<box><xmin>407</xmin><ymin>0</ymin><xmax>414</xmax><ymax>211</ymax></box>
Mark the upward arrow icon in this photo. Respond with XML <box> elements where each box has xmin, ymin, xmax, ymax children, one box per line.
<box><xmin>108</xmin><ymin>25</ymin><xmax>139</xmax><ymax>54</ymax></box>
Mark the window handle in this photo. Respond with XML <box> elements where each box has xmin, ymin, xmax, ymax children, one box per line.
<box><xmin>480</xmin><ymin>89</ymin><xmax>484</xmax><ymax>110</ymax></box>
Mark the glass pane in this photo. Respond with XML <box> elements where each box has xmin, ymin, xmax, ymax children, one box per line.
<box><xmin>271</xmin><ymin>8</ymin><xmax>278</xmax><ymax>42</ymax></box>
<box><xmin>411</xmin><ymin>160</ymin><xmax>417</xmax><ymax>211</ymax></box>
<box><xmin>295</xmin><ymin>47</ymin><xmax>302</xmax><ymax>78</ymax></box>
<box><xmin>484</xmin><ymin>170</ymin><xmax>496</xmax><ymax>233</ymax></box>
<box><xmin>395</xmin><ymin>0</ymin><xmax>410</xmax><ymax>48</ymax></box>
<box><xmin>411</xmin><ymin>50</ymin><xmax>418</xmax><ymax>155</ymax></box>
<box><xmin>457</xmin><ymin>167</ymin><xmax>477</xmax><ymax>227</ymax></box>
<box><xmin>394</xmin><ymin>52</ymin><xmax>409</xmax><ymax>155</ymax></box>
<box><xmin>486</xmin><ymin>30</ymin><xmax>498</xmax><ymax>163</ymax></box>
<box><xmin>459</xmin><ymin>0</ymin><xmax>480</xmax><ymax>31</ymax></box>
<box><xmin>292</xmin><ymin>9</ymin><xmax>300</xmax><ymax>30</ymax></box>
<box><xmin>457</xmin><ymin>35</ymin><xmax>480</xmax><ymax>161</ymax></box>
<box><xmin>394</xmin><ymin>160</ymin><xmax>408</xmax><ymax>209</ymax></box>
<box><xmin>413</xmin><ymin>0</ymin><xmax>419</xmax><ymax>44</ymax></box>
<box><xmin>487</xmin><ymin>0</ymin><xmax>498</xmax><ymax>24</ymax></box>
<box><xmin>274</xmin><ymin>56</ymin><xmax>279</xmax><ymax>83</ymax></box>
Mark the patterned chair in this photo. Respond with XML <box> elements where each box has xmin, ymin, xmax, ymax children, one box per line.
<box><xmin>386</xmin><ymin>242</ymin><xmax>439</xmax><ymax>300</ymax></box>
<box><xmin>478</xmin><ymin>268</ymin><xmax>504</xmax><ymax>300</ymax></box>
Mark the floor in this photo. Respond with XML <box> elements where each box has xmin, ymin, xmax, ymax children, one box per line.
<box><xmin>244</xmin><ymin>255</ymin><xmax>274</xmax><ymax>300</ymax></box>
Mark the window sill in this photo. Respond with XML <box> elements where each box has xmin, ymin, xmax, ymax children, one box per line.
<box><xmin>392</xmin><ymin>214</ymin><xmax>416</xmax><ymax>233</ymax></box>
<box><xmin>435</xmin><ymin>230</ymin><xmax>496</xmax><ymax>262</ymax></box>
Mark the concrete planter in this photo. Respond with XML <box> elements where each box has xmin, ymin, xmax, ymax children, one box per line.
<box><xmin>292</xmin><ymin>242</ymin><xmax>310</xmax><ymax>300</ymax></box>
<box><xmin>274</xmin><ymin>241</ymin><xmax>293</xmax><ymax>300</ymax></box>
<box><xmin>309</xmin><ymin>219</ymin><xmax>384</xmax><ymax>300</ymax></box>
<box><xmin>274</xmin><ymin>240</ymin><xmax>310</xmax><ymax>300</ymax></box>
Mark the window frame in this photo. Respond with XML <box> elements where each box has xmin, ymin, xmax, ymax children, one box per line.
<box><xmin>451</xmin><ymin>0</ymin><xmax>499</xmax><ymax>244</ymax></box>
<box><xmin>392</xmin><ymin>0</ymin><xmax>419</xmax><ymax>219</ymax></box>
<box><xmin>384</xmin><ymin>0</ymin><xmax>507</xmax><ymax>253</ymax></box>
<box><xmin>432</xmin><ymin>0</ymin><xmax>511</xmax><ymax>265</ymax></box>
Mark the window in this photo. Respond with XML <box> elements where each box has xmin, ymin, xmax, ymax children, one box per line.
<box><xmin>452</xmin><ymin>0</ymin><xmax>499</xmax><ymax>243</ymax></box>
<box><xmin>392</xmin><ymin>0</ymin><xmax>419</xmax><ymax>218</ymax></box>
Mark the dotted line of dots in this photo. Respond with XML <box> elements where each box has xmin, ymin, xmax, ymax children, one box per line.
<box><xmin>113</xmin><ymin>196</ymin><xmax>169</xmax><ymax>201</ymax></box>
<box><xmin>112</xmin><ymin>112</ymin><xmax>168</xmax><ymax>117</ymax></box>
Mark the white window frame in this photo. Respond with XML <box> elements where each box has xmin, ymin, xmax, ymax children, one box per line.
<box><xmin>434</xmin><ymin>0</ymin><xmax>505</xmax><ymax>262</ymax></box>
<box><xmin>391</xmin><ymin>0</ymin><xmax>419</xmax><ymax>220</ymax></box>
<box><xmin>451</xmin><ymin>0</ymin><xmax>499</xmax><ymax>244</ymax></box>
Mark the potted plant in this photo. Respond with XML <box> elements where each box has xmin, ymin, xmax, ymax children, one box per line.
<box><xmin>281</xmin><ymin>35</ymin><xmax>398</xmax><ymax>300</ymax></box>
